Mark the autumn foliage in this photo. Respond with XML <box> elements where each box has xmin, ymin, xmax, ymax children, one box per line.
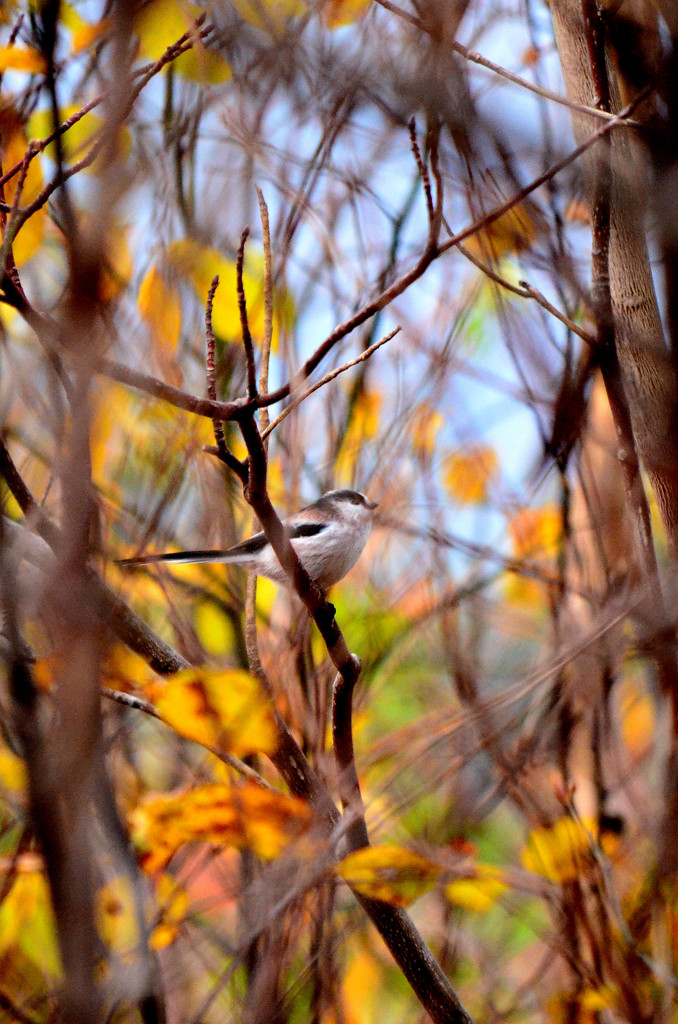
<box><xmin>1</xmin><ymin>2</ymin><xmax>678</xmax><ymax>1024</ymax></box>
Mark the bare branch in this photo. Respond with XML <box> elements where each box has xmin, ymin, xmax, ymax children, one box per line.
<box><xmin>237</xmin><ymin>228</ymin><xmax>258</xmax><ymax>401</ymax></box>
<box><xmin>256</xmin><ymin>186</ymin><xmax>274</xmax><ymax>438</ymax></box>
<box><xmin>262</xmin><ymin>328</ymin><xmax>400</xmax><ymax>440</ymax></box>
<box><xmin>374</xmin><ymin>0</ymin><xmax>642</xmax><ymax>127</ymax></box>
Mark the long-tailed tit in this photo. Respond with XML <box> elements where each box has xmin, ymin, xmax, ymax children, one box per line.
<box><xmin>118</xmin><ymin>489</ymin><xmax>378</xmax><ymax>590</ymax></box>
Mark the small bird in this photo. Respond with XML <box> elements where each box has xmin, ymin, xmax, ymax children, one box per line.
<box><xmin>117</xmin><ymin>489</ymin><xmax>378</xmax><ymax>590</ymax></box>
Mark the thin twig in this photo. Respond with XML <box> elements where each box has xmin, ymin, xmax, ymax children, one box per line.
<box><xmin>427</xmin><ymin>119</ymin><xmax>444</xmax><ymax>237</ymax></box>
<box><xmin>102</xmin><ymin>357</ymin><xmax>249</xmax><ymax>421</ymax></box>
<box><xmin>0</xmin><ymin>16</ymin><xmax>212</xmax><ymax>196</ymax></box>
<box><xmin>408</xmin><ymin>119</ymin><xmax>434</xmax><ymax>222</ymax></box>
<box><xmin>373</xmin><ymin>0</ymin><xmax>641</xmax><ymax>127</ymax></box>
<box><xmin>236</xmin><ymin>229</ymin><xmax>257</xmax><ymax>401</ymax></box>
<box><xmin>258</xmin><ymin>90</ymin><xmax>648</xmax><ymax>412</ymax></box>
<box><xmin>518</xmin><ymin>279</ymin><xmax>594</xmax><ymax>344</ymax></box>
<box><xmin>262</xmin><ymin>328</ymin><xmax>400</xmax><ymax>440</ymax></box>
<box><xmin>205</xmin><ymin>275</ymin><xmax>228</xmax><ymax>456</ymax></box>
<box><xmin>436</xmin><ymin>87</ymin><xmax>651</xmax><ymax>259</ymax></box>
<box><xmin>455</xmin><ymin>239</ymin><xmax>594</xmax><ymax>343</ymax></box>
<box><xmin>101</xmin><ymin>687</ymin><xmax>275</xmax><ymax>790</ymax></box>
<box><xmin>0</xmin><ymin>96</ymin><xmax>108</xmax><ymax>193</ymax></box>
<box><xmin>255</xmin><ymin>186</ymin><xmax>274</xmax><ymax>437</ymax></box>
<box><xmin>0</xmin><ymin>142</ymin><xmax>39</xmax><ymax>280</ymax></box>
<box><xmin>0</xmin><ymin>16</ymin><xmax>213</xmax><ymax>244</ymax></box>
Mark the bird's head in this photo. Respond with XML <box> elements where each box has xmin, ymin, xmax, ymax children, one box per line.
<box><xmin>304</xmin><ymin>489</ymin><xmax>378</xmax><ymax>526</ymax></box>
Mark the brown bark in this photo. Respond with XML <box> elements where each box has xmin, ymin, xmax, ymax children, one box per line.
<box><xmin>549</xmin><ymin>0</ymin><xmax>678</xmax><ymax>556</ymax></box>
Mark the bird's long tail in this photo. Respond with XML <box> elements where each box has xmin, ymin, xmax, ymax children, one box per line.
<box><xmin>117</xmin><ymin>549</ymin><xmax>235</xmax><ymax>567</ymax></box>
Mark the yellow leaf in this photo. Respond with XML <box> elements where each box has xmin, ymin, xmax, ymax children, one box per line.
<box><xmin>1</xmin><ymin>124</ymin><xmax>43</xmax><ymax>204</ymax></box>
<box><xmin>166</xmin><ymin>238</ymin><xmax>278</xmax><ymax>344</ymax></box>
<box><xmin>135</xmin><ymin>0</ymin><xmax>231</xmax><ymax>81</ymax></box>
<box><xmin>324</xmin><ymin>0</ymin><xmax>371</xmax><ymax>26</ymax></box>
<box><xmin>464</xmin><ymin>201</ymin><xmax>543</xmax><ymax>260</ymax></box>
<box><xmin>194</xmin><ymin>601</ymin><xmax>237</xmax><ymax>658</ymax></box>
<box><xmin>580</xmin><ymin>987</ymin><xmax>615</xmax><ymax>1012</ymax></box>
<box><xmin>504</xmin><ymin>574</ymin><xmax>543</xmax><ymax>609</ymax></box>
<box><xmin>241</xmin><ymin>786</ymin><xmax>312</xmax><ymax>859</ymax></box>
<box><xmin>443</xmin><ymin>446</ymin><xmax>497</xmax><ymax>505</ymax></box>
<box><xmin>27</xmin><ymin>104</ymin><xmax>102</xmax><ymax>163</ymax></box>
<box><xmin>0</xmin><ymin>743</ymin><xmax>26</xmax><ymax>796</ymax></box>
<box><xmin>444</xmin><ymin>865</ymin><xmax>507</xmax><ymax>913</ymax></box>
<box><xmin>0</xmin><ymin>47</ymin><xmax>46</xmax><ymax>74</ymax></box>
<box><xmin>60</xmin><ymin>2</ymin><xmax>87</xmax><ymax>37</ymax></box>
<box><xmin>102</xmin><ymin>644</ymin><xmax>150</xmax><ymax>693</ymax></box>
<box><xmin>138</xmin><ymin>265</ymin><xmax>182</xmax><ymax>353</ymax></box>
<box><xmin>95</xmin><ymin>876</ymin><xmax>140</xmax><ymax>957</ymax></box>
<box><xmin>149</xmin><ymin>874</ymin><xmax>189</xmax><ymax>949</ymax></box>
<box><xmin>337</xmin><ymin>844</ymin><xmax>439</xmax><ymax>906</ymax></box>
<box><xmin>12</xmin><ymin>206</ymin><xmax>45</xmax><ymax>267</ymax></box>
<box><xmin>89</xmin><ymin>380</ymin><xmax>136</xmax><ymax>485</ymax></box>
<box><xmin>146</xmin><ymin>668</ymin><xmax>277</xmax><ymax>757</ymax></box>
<box><xmin>336</xmin><ymin>389</ymin><xmax>381</xmax><ymax>484</ymax></box>
<box><xmin>521</xmin><ymin>817</ymin><xmax>595</xmax><ymax>883</ymax></box>
<box><xmin>255</xmin><ymin>576</ymin><xmax>278</xmax><ymax>619</ymax></box>
<box><xmin>229</xmin><ymin>0</ymin><xmax>305</xmax><ymax>33</ymax></box>
<box><xmin>509</xmin><ymin>505</ymin><xmax>561</xmax><ymax>559</ymax></box>
<box><xmin>174</xmin><ymin>46</ymin><xmax>231</xmax><ymax>84</ymax></box>
<box><xmin>410</xmin><ymin>404</ymin><xmax>444</xmax><ymax>459</ymax></box>
<box><xmin>131</xmin><ymin>783</ymin><xmax>311</xmax><ymax>871</ymax></box>
<box><xmin>135</xmin><ymin>0</ymin><xmax>205</xmax><ymax>61</ymax></box>
<box><xmin>0</xmin><ymin>862</ymin><xmax>62</xmax><ymax>978</ymax></box>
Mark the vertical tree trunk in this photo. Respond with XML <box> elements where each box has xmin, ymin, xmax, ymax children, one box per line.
<box><xmin>549</xmin><ymin>0</ymin><xmax>678</xmax><ymax>554</ymax></box>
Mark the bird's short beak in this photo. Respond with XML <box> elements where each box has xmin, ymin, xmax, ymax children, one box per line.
<box><xmin>366</xmin><ymin>498</ymin><xmax>379</xmax><ymax>510</ymax></box>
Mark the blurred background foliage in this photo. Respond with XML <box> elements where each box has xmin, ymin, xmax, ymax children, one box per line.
<box><xmin>0</xmin><ymin>0</ymin><xmax>675</xmax><ymax>1022</ymax></box>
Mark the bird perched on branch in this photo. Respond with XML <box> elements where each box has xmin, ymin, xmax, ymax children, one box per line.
<box><xmin>117</xmin><ymin>489</ymin><xmax>378</xmax><ymax>590</ymax></box>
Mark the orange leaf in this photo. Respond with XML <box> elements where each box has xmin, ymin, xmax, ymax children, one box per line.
<box><xmin>509</xmin><ymin>505</ymin><xmax>560</xmax><ymax>559</ymax></box>
<box><xmin>411</xmin><ymin>404</ymin><xmax>444</xmax><ymax>459</ymax></box>
<box><xmin>0</xmin><ymin>47</ymin><xmax>46</xmax><ymax>74</ymax></box>
<box><xmin>324</xmin><ymin>0</ymin><xmax>371</xmax><ymax>28</ymax></box>
<box><xmin>443</xmin><ymin>445</ymin><xmax>497</xmax><ymax>504</ymax></box>
<box><xmin>620</xmin><ymin>682</ymin><xmax>655</xmax><ymax>761</ymax></box>
<box><xmin>0</xmin><ymin>119</ymin><xmax>46</xmax><ymax>266</ymax></box>
<box><xmin>336</xmin><ymin>389</ymin><xmax>381</xmax><ymax>484</ymax></box>
<box><xmin>565</xmin><ymin>199</ymin><xmax>589</xmax><ymax>224</ymax></box>
<box><xmin>132</xmin><ymin>783</ymin><xmax>311</xmax><ymax>872</ymax></box>
<box><xmin>138</xmin><ymin>265</ymin><xmax>182</xmax><ymax>352</ymax></box>
<box><xmin>72</xmin><ymin>19</ymin><xmax>113</xmax><ymax>52</ymax></box>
